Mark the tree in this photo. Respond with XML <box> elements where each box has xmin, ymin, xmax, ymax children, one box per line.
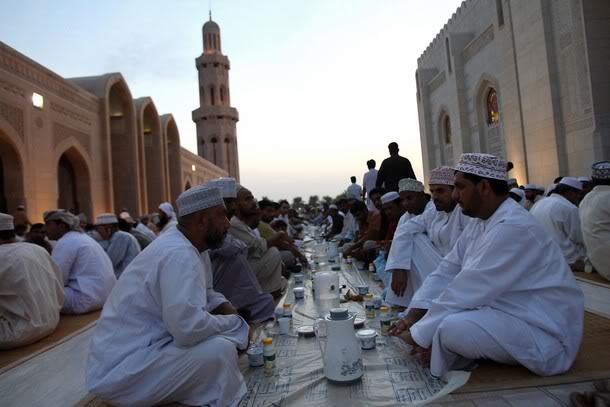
<box><xmin>322</xmin><ymin>195</ymin><xmax>333</xmax><ymax>205</ymax></box>
<box><xmin>308</xmin><ymin>195</ymin><xmax>320</xmax><ymax>207</ymax></box>
<box><xmin>292</xmin><ymin>197</ymin><xmax>304</xmax><ymax>211</ymax></box>
<box><xmin>334</xmin><ymin>190</ymin><xmax>347</xmax><ymax>201</ymax></box>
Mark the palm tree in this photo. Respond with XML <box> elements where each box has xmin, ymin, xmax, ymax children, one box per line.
<box><xmin>292</xmin><ymin>197</ymin><xmax>304</xmax><ymax>210</ymax></box>
<box><xmin>308</xmin><ymin>195</ymin><xmax>320</xmax><ymax>207</ymax></box>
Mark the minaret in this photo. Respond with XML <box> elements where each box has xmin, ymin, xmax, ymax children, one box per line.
<box><xmin>192</xmin><ymin>13</ymin><xmax>240</xmax><ymax>179</ymax></box>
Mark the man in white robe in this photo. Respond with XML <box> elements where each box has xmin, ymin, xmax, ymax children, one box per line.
<box><xmin>0</xmin><ymin>214</ymin><xmax>64</xmax><ymax>349</ymax></box>
<box><xmin>45</xmin><ymin>210</ymin><xmax>116</xmax><ymax>314</ymax></box>
<box><xmin>158</xmin><ymin>202</ymin><xmax>178</xmax><ymax>234</ymax></box>
<box><xmin>530</xmin><ymin>177</ymin><xmax>586</xmax><ymax>268</ymax></box>
<box><xmin>385</xmin><ymin>167</ymin><xmax>471</xmax><ymax>307</ymax></box>
<box><xmin>95</xmin><ymin>213</ymin><xmax>141</xmax><ymax>279</ymax></box>
<box><xmin>523</xmin><ymin>183</ymin><xmax>543</xmax><ymax>210</ymax></box>
<box><xmin>346</xmin><ymin>176</ymin><xmax>363</xmax><ymax>201</ymax></box>
<box><xmin>579</xmin><ymin>161</ymin><xmax>610</xmax><ymax>281</ymax></box>
<box><xmin>391</xmin><ymin>153</ymin><xmax>584</xmax><ymax>378</ymax></box>
<box><xmin>87</xmin><ymin>185</ymin><xmax>249</xmax><ymax>407</ymax></box>
<box><xmin>362</xmin><ymin>159</ymin><xmax>379</xmax><ymax>210</ymax></box>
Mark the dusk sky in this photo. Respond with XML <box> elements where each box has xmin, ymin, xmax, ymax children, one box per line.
<box><xmin>1</xmin><ymin>0</ymin><xmax>462</xmax><ymax>201</ymax></box>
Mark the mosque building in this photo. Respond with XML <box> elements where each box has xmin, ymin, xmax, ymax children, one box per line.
<box><xmin>0</xmin><ymin>15</ymin><xmax>239</xmax><ymax>222</ymax></box>
<box><xmin>416</xmin><ymin>0</ymin><xmax>609</xmax><ymax>185</ymax></box>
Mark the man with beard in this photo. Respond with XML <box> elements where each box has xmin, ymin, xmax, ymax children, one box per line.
<box><xmin>229</xmin><ymin>186</ymin><xmax>289</xmax><ymax>296</ymax></box>
<box><xmin>390</xmin><ymin>154</ymin><xmax>583</xmax><ymax>379</ymax></box>
<box><xmin>26</xmin><ymin>223</ymin><xmax>54</xmax><ymax>254</ymax></box>
<box><xmin>157</xmin><ymin>202</ymin><xmax>178</xmax><ymax>234</ymax></box>
<box><xmin>257</xmin><ymin>199</ymin><xmax>277</xmax><ymax>239</ymax></box>
<box><xmin>385</xmin><ymin>167</ymin><xmax>472</xmax><ymax>308</ymax></box>
<box><xmin>87</xmin><ymin>184</ymin><xmax>249</xmax><ymax>407</ymax></box>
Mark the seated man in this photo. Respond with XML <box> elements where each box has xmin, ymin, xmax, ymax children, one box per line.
<box><xmin>157</xmin><ymin>202</ymin><xmax>178</xmax><ymax>234</ymax></box>
<box><xmin>391</xmin><ymin>153</ymin><xmax>584</xmax><ymax>378</ymax></box>
<box><xmin>530</xmin><ymin>177</ymin><xmax>586</xmax><ymax>270</ymax></box>
<box><xmin>509</xmin><ymin>187</ymin><xmax>526</xmax><ymax>207</ymax></box>
<box><xmin>0</xmin><ymin>214</ymin><xmax>64</xmax><ymax>349</ymax></box>
<box><xmin>579</xmin><ymin>161</ymin><xmax>610</xmax><ymax>281</ymax></box>
<box><xmin>95</xmin><ymin>213</ymin><xmax>141</xmax><ymax>279</ymax></box>
<box><xmin>87</xmin><ymin>185</ymin><xmax>248</xmax><ymax>406</ymax></box>
<box><xmin>385</xmin><ymin>167</ymin><xmax>471</xmax><ymax>308</ymax></box>
<box><xmin>118</xmin><ymin>215</ymin><xmax>153</xmax><ymax>251</ymax></box>
<box><xmin>45</xmin><ymin>210</ymin><xmax>116</xmax><ymax>314</ymax></box>
<box><xmin>229</xmin><ymin>186</ymin><xmax>288</xmax><ymax>296</ymax></box>
<box><xmin>257</xmin><ymin>199</ymin><xmax>277</xmax><ymax>239</ymax></box>
<box><xmin>26</xmin><ymin>222</ymin><xmax>54</xmax><ymax>254</ymax></box>
<box><xmin>343</xmin><ymin>200</ymin><xmax>381</xmax><ymax>262</ymax></box>
<box><xmin>380</xmin><ymin>191</ymin><xmax>404</xmax><ymax>244</ymax></box>
<box><xmin>323</xmin><ymin>204</ymin><xmax>344</xmax><ymax>239</ymax></box>
<box><xmin>336</xmin><ymin>195</ymin><xmax>358</xmax><ymax>245</ymax></box>
<box><xmin>523</xmin><ymin>183</ymin><xmax>543</xmax><ymax>210</ymax></box>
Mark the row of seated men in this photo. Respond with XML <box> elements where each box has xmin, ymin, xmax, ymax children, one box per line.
<box><xmin>1</xmin><ymin>156</ymin><xmax>608</xmax><ymax>406</ymax></box>
<box><xmin>0</xmin><ymin>178</ymin><xmax>309</xmax><ymax>352</ymax></box>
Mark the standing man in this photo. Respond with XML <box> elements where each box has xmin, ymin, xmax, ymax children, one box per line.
<box><xmin>580</xmin><ymin>161</ymin><xmax>610</xmax><ymax>281</ymax></box>
<box><xmin>376</xmin><ymin>142</ymin><xmax>416</xmax><ymax>192</ymax></box>
<box><xmin>347</xmin><ymin>176</ymin><xmax>363</xmax><ymax>201</ymax></box>
<box><xmin>391</xmin><ymin>154</ymin><xmax>583</xmax><ymax>378</ymax></box>
<box><xmin>87</xmin><ymin>185</ymin><xmax>249</xmax><ymax>406</ymax></box>
<box><xmin>362</xmin><ymin>159</ymin><xmax>379</xmax><ymax>210</ymax></box>
<box><xmin>44</xmin><ymin>210</ymin><xmax>116</xmax><ymax>314</ymax></box>
<box><xmin>530</xmin><ymin>177</ymin><xmax>585</xmax><ymax>270</ymax></box>
<box><xmin>96</xmin><ymin>214</ymin><xmax>141</xmax><ymax>279</ymax></box>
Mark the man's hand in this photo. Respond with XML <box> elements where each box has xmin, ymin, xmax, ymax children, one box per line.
<box><xmin>396</xmin><ymin>330</ymin><xmax>431</xmax><ymax>367</ymax></box>
<box><xmin>212</xmin><ymin>302</ymin><xmax>238</xmax><ymax>316</ymax></box>
<box><xmin>267</xmin><ymin>231</ymin><xmax>288</xmax><ymax>248</ymax></box>
<box><xmin>390</xmin><ymin>308</ymin><xmax>427</xmax><ymax>336</ymax></box>
<box><xmin>390</xmin><ymin>269</ymin><xmax>408</xmax><ymax>297</ymax></box>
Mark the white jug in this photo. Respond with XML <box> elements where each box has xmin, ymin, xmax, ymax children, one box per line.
<box><xmin>313</xmin><ymin>271</ymin><xmax>340</xmax><ymax>317</ymax></box>
<box><xmin>313</xmin><ymin>308</ymin><xmax>364</xmax><ymax>384</ymax></box>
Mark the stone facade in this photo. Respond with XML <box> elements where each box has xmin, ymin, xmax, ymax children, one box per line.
<box><xmin>192</xmin><ymin>16</ymin><xmax>240</xmax><ymax>180</ymax></box>
<box><xmin>416</xmin><ymin>0</ymin><xmax>610</xmax><ymax>186</ymax></box>
<box><xmin>0</xmin><ymin>35</ymin><xmax>229</xmax><ymax>222</ymax></box>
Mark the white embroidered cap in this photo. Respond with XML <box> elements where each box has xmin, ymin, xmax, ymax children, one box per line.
<box><xmin>176</xmin><ymin>185</ymin><xmax>224</xmax><ymax>217</ymax></box>
<box><xmin>380</xmin><ymin>191</ymin><xmax>400</xmax><ymax>204</ymax></box>
<box><xmin>96</xmin><ymin>213</ymin><xmax>118</xmax><ymax>225</ymax></box>
<box><xmin>208</xmin><ymin>177</ymin><xmax>237</xmax><ymax>198</ymax></box>
<box><xmin>159</xmin><ymin>202</ymin><xmax>176</xmax><ymax>220</ymax></box>
<box><xmin>510</xmin><ymin>188</ymin><xmax>525</xmax><ymax>200</ymax></box>
<box><xmin>559</xmin><ymin>177</ymin><xmax>582</xmax><ymax>191</ymax></box>
<box><xmin>577</xmin><ymin>176</ymin><xmax>590</xmax><ymax>183</ymax></box>
<box><xmin>398</xmin><ymin>178</ymin><xmax>424</xmax><ymax>193</ymax></box>
<box><xmin>592</xmin><ymin>161</ymin><xmax>610</xmax><ymax>180</ymax></box>
<box><xmin>0</xmin><ymin>213</ymin><xmax>14</xmax><ymax>231</ymax></box>
<box><xmin>536</xmin><ymin>184</ymin><xmax>546</xmax><ymax>192</ymax></box>
<box><xmin>429</xmin><ymin>166</ymin><xmax>455</xmax><ymax>186</ymax></box>
<box><xmin>329</xmin><ymin>204</ymin><xmax>338</xmax><ymax>210</ymax></box>
<box><xmin>523</xmin><ymin>183</ymin><xmax>537</xmax><ymax>190</ymax></box>
<box><xmin>455</xmin><ymin>153</ymin><xmax>507</xmax><ymax>181</ymax></box>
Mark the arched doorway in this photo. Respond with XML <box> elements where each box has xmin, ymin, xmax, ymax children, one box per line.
<box><xmin>57</xmin><ymin>147</ymin><xmax>92</xmax><ymax>218</ymax></box>
<box><xmin>185</xmin><ymin>180</ymin><xmax>192</xmax><ymax>191</ymax></box>
<box><xmin>162</xmin><ymin>115</ymin><xmax>182</xmax><ymax>204</ymax></box>
<box><xmin>0</xmin><ymin>129</ymin><xmax>25</xmax><ymax>214</ymax></box>
<box><xmin>476</xmin><ymin>80</ymin><xmax>505</xmax><ymax>158</ymax></box>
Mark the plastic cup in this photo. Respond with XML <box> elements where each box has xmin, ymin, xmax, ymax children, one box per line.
<box><xmin>278</xmin><ymin>317</ymin><xmax>290</xmax><ymax>335</ymax></box>
<box><xmin>294</xmin><ymin>274</ymin><xmax>304</xmax><ymax>284</ymax></box>
<box><xmin>293</xmin><ymin>287</ymin><xmax>305</xmax><ymax>300</ymax></box>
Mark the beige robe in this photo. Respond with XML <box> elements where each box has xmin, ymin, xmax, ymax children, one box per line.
<box><xmin>228</xmin><ymin>216</ymin><xmax>285</xmax><ymax>293</ymax></box>
<box><xmin>0</xmin><ymin>242</ymin><xmax>64</xmax><ymax>349</ymax></box>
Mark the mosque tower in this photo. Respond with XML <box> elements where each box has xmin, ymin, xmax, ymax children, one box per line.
<box><xmin>192</xmin><ymin>12</ymin><xmax>240</xmax><ymax>180</ymax></box>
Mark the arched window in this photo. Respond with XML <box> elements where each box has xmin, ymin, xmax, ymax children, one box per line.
<box><xmin>200</xmin><ymin>86</ymin><xmax>205</xmax><ymax>106</ymax></box>
<box><xmin>220</xmin><ymin>86</ymin><xmax>225</xmax><ymax>105</ymax></box>
<box><xmin>444</xmin><ymin>115</ymin><xmax>452</xmax><ymax>144</ymax></box>
<box><xmin>445</xmin><ymin>38</ymin><xmax>452</xmax><ymax>73</ymax></box>
<box><xmin>185</xmin><ymin>180</ymin><xmax>191</xmax><ymax>191</ymax></box>
<box><xmin>198</xmin><ymin>137</ymin><xmax>204</xmax><ymax>156</ymax></box>
<box><xmin>486</xmin><ymin>88</ymin><xmax>499</xmax><ymax>125</ymax></box>
<box><xmin>209</xmin><ymin>86</ymin><xmax>216</xmax><ymax>106</ymax></box>
<box><xmin>211</xmin><ymin>137</ymin><xmax>218</xmax><ymax>164</ymax></box>
<box><xmin>224</xmin><ymin>137</ymin><xmax>231</xmax><ymax>174</ymax></box>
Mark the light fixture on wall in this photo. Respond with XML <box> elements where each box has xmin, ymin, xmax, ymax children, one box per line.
<box><xmin>192</xmin><ymin>164</ymin><xmax>196</xmax><ymax>172</ymax></box>
<box><xmin>32</xmin><ymin>92</ymin><xmax>44</xmax><ymax>109</ymax></box>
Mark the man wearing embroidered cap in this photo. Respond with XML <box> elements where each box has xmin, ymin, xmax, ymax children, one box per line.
<box><xmin>398</xmin><ymin>178</ymin><xmax>432</xmax><ymax>219</ymax></box>
<box><xmin>157</xmin><ymin>202</ymin><xmax>178</xmax><ymax>234</ymax></box>
<box><xmin>87</xmin><ymin>184</ymin><xmax>249</xmax><ymax>407</ymax></box>
<box><xmin>208</xmin><ymin>178</ymin><xmax>275</xmax><ymax>324</ymax></box>
<box><xmin>95</xmin><ymin>213</ymin><xmax>141</xmax><ymax>279</ymax></box>
<box><xmin>385</xmin><ymin>166</ymin><xmax>471</xmax><ymax>308</ymax></box>
<box><xmin>531</xmin><ymin>177</ymin><xmax>586</xmax><ymax>268</ymax></box>
<box><xmin>391</xmin><ymin>153</ymin><xmax>583</xmax><ymax>379</ymax></box>
<box><xmin>45</xmin><ymin>209</ymin><xmax>116</xmax><ymax>314</ymax></box>
<box><xmin>579</xmin><ymin>161</ymin><xmax>610</xmax><ymax>282</ymax></box>
<box><xmin>0</xmin><ymin>213</ymin><xmax>64</xmax><ymax>349</ymax></box>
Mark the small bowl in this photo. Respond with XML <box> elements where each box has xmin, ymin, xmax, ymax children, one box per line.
<box><xmin>293</xmin><ymin>287</ymin><xmax>305</xmax><ymax>300</ymax></box>
<box><xmin>356</xmin><ymin>329</ymin><xmax>378</xmax><ymax>350</ymax></box>
<box><xmin>357</xmin><ymin>285</ymin><xmax>369</xmax><ymax>295</ymax></box>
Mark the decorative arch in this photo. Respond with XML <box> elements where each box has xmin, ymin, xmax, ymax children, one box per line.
<box><xmin>435</xmin><ymin>106</ymin><xmax>454</xmax><ymax>167</ymax></box>
<box><xmin>161</xmin><ymin>114</ymin><xmax>182</xmax><ymax>205</ymax></box>
<box><xmin>475</xmin><ymin>75</ymin><xmax>505</xmax><ymax>158</ymax></box>
<box><xmin>135</xmin><ymin>97</ymin><xmax>165</xmax><ymax>213</ymax></box>
<box><xmin>55</xmin><ymin>141</ymin><xmax>92</xmax><ymax>218</ymax></box>
<box><xmin>184</xmin><ymin>179</ymin><xmax>192</xmax><ymax>191</ymax></box>
<box><xmin>224</xmin><ymin>136</ymin><xmax>232</xmax><ymax>176</ymax></box>
<box><xmin>0</xmin><ymin>120</ymin><xmax>26</xmax><ymax>214</ymax></box>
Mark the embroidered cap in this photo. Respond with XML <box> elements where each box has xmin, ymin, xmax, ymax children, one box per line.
<box><xmin>44</xmin><ymin>209</ymin><xmax>81</xmax><ymax>230</ymax></box>
<box><xmin>429</xmin><ymin>166</ymin><xmax>455</xmax><ymax>186</ymax></box>
<box><xmin>455</xmin><ymin>153</ymin><xmax>507</xmax><ymax>181</ymax></box>
<box><xmin>559</xmin><ymin>177</ymin><xmax>582</xmax><ymax>191</ymax></box>
<box><xmin>208</xmin><ymin>177</ymin><xmax>237</xmax><ymax>199</ymax></box>
<box><xmin>592</xmin><ymin>161</ymin><xmax>610</xmax><ymax>180</ymax></box>
<box><xmin>523</xmin><ymin>183</ymin><xmax>537</xmax><ymax>190</ymax></box>
<box><xmin>176</xmin><ymin>185</ymin><xmax>224</xmax><ymax>217</ymax></box>
<box><xmin>0</xmin><ymin>213</ymin><xmax>14</xmax><ymax>231</ymax></box>
<box><xmin>96</xmin><ymin>213</ymin><xmax>118</xmax><ymax>225</ymax></box>
<box><xmin>380</xmin><ymin>191</ymin><xmax>400</xmax><ymax>204</ymax></box>
<box><xmin>398</xmin><ymin>178</ymin><xmax>424</xmax><ymax>193</ymax></box>
<box><xmin>510</xmin><ymin>188</ymin><xmax>525</xmax><ymax>200</ymax></box>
